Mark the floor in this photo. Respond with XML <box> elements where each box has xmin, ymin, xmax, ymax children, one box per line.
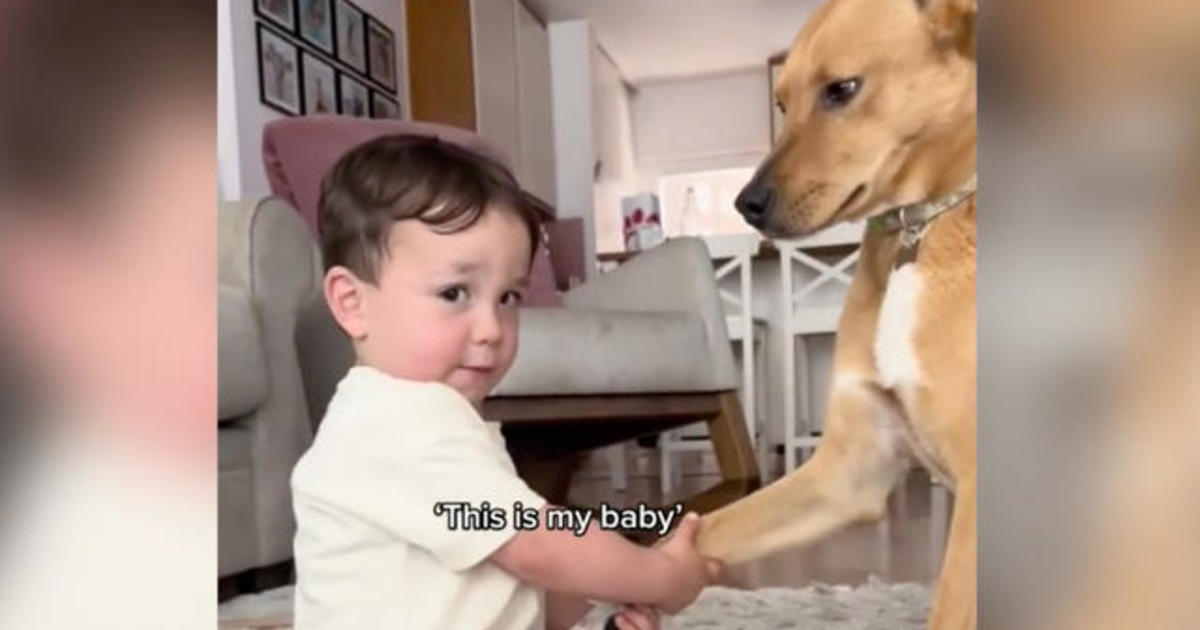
<box><xmin>570</xmin><ymin>444</ymin><xmax>951</xmax><ymax>589</ymax></box>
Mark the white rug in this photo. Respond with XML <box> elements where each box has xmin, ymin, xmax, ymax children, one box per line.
<box><xmin>219</xmin><ymin>577</ymin><xmax>930</xmax><ymax>629</ymax></box>
<box><xmin>661</xmin><ymin>577</ymin><xmax>930</xmax><ymax>629</ymax></box>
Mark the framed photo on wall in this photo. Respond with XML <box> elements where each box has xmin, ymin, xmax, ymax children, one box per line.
<box><xmin>339</xmin><ymin>73</ymin><xmax>370</xmax><ymax>117</ymax></box>
<box><xmin>366</xmin><ymin>17</ymin><xmax>396</xmax><ymax>91</ymax></box>
<box><xmin>257</xmin><ymin>24</ymin><xmax>301</xmax><ymax>116</ymax></box>
<box><xmin>371</xmin><ymin>91</ymin><xmax>401</xmax><ymax>119</ymax></box>
<box><xmin>298</xmin><ymin>0</ymin><xmax>335</xmax><ymax>55</ymax></box>
<box><xmin>255</xmin><ymin>0</ymin><xmax>295</xmax><ymax>33</ymax></box>
<box><xmin>301</xmin><ymin>50</ymin><xmax>338</xmax><ymax>115</ymax></box>
<box><xmin>334</xmin><ymin>0</ymin><xmax>367</xmax><ymax>74</ymax></box>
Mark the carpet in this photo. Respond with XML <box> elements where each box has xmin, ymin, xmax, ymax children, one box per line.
<box><xmin>218</xmin><ymin>577</ymin><xmax>930</xmax><ymax>629</ymax></box>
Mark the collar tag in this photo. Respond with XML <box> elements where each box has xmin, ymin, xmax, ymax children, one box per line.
<box><xmin>899</xmin><ymin>224</ymin><xmax>923</xmax><ymax>249</ymax></box>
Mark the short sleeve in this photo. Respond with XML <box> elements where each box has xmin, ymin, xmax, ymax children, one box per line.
<box><xmin>294</xmin><ymin>378</ymin><xmax>547</xmax><ymax>572</ymax></box>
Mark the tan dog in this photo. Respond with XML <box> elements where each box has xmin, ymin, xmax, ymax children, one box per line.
<box><xmin>696</xmin><ymin>0</ymin><xmax>977</xmax><ymax>628</ymax></box>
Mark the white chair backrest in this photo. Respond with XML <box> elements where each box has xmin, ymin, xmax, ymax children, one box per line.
<box><xmin>703</xmin><ymin>233</ymin><xmax>762</xmax><ymax>260</ymax></box>
<box><xmin>779</xmin><ymin>219</ymin><xmax>866</xmax><ymax>249</ymax></box>
<box><xmin>774</xmin><ymin>220</ymin><xmax>866</xmax><ymax>334</ymax></box>
<box><xmin>701</xmin><ymin>234</ymin><xmax>762</xmax><ymax>319</ymax></box>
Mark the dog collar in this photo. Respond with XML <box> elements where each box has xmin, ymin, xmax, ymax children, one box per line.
<box><xmin>867</xmin><ymin>175</ymin><xmax>977</xmax><ymax>235</ymax></box>
<box><xmin>867</xmin><ymin>175</ymin><xmax>977</xmax><ymax>267</ymax></box>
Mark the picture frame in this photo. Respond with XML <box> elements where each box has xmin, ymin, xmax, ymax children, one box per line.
<box><xmin>371</xmin><ymin>90</ymin><xmax>401</xmax><ymax>119</ymax></box>
<box><xmin>302</xmin><ymin>50</ymin><xmax>338</xmax><ymax>115</ymax></box>
<box><xmin>334</xmin><ymin>0</ymin><xmax>367</xmax><ymax>74</ymax></box>
<box><xmin>339</xmin><ymin>73</ymin><xmax>370</xmax><ymax>118</ymax></box>
<box><xmin>297</xmin><ymin>0</ymin><xmax>335</xmax><ymax>55</ymax></box>
<box><xmin>768</xmin><ymin>52</ymin><xmax>786</xmax><ymax>146</ymax></box>
<box><xmin>366</xmin><ymin>16</ymin><xmax>396</xmax><ymax>91</ymax></box>
<box><xmin>254</xmin><ymin>0</ymin><xmax>295</xmax><ymax>33</ymax></box>
<box><xmin>257</xmin><ymin>23</ymin><xmax>301</xmax><ymax>116</ymax></box>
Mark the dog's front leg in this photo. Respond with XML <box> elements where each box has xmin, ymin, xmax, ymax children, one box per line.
<box><xmin>696</xmin><ymin>378</ymin><xmax>911</xmax><ymax>565</ymax></box>
<box><xmin>928</xmin><ymin>474</ymin><xmax>974</xmax><ymax>630</ymax></box>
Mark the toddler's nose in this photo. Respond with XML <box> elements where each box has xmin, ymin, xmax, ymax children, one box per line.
<box><xmin>472</xmin><ymin>305</ymin><xmax>503</xmax><ymax>345</ymax></box>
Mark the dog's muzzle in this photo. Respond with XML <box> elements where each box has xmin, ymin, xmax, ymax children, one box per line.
<box><xmin>734</xmin><ymin>168</ymin><xmax>775</xmax><ymax>230</ymax></box>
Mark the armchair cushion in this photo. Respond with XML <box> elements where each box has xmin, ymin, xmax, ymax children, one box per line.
<box><xmin>493</xmin><ymin>308</ymin><xmax>720</xmax><ymax>396</ymax></box>
<box><xmin>562</xmin><ymin>238</ymin><xmax>739</xmax><ymax>391</ymax></box>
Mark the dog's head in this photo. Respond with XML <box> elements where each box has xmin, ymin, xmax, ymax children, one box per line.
<box><xmin>736</xmin><ymin>0</ymin><xmax>977</xmax><ymax>237</ymax></box>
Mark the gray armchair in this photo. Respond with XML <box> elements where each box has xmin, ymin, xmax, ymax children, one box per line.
<box><xmin>218</xmin><ymin>197</ymin><xmax>321</xmax><ymax>578</ymax></box>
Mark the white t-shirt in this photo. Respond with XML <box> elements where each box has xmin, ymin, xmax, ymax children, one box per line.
<box><xmin>291</xmin><ymin>366</ymin><xmax>548</xmax><ymax>630</ymax></box>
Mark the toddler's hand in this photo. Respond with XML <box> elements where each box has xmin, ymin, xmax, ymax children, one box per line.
<box><xmin>654</xmin><ymin>512</ymin><xmax>720</xmax><ymax>614</ymax></box>
<box><xmin>606</xmin><ymin>604</ymin><xmax>659</xmax><ymax>630</ymax></box>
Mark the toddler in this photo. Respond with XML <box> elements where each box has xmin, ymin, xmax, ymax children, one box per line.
<box><xmin>291</xmin><ymin>135</ymin><xmax>718</xmax><ymax>630</ymax></box>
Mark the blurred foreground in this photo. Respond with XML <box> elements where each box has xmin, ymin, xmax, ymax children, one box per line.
<box><xmin>981</xmin><ymin>0</ymin><xmax>1200</xmax><ymax>628</ymax></box>
<box><xmin>0</xmin><ymin>1</ymin><xmax>215</xmax><ymax>628</ymax></box>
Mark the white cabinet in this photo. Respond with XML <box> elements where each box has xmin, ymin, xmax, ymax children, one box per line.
<box><xmin>469</xmin><ymin>0</ymin><xmax>556</xmax><ymax>203</ymax></box>
<box><xmin>471</xmin><ymin>0</ymin><xmax>520</xmax><ymax>172</ymax></box>
<box><xmin>515</xmin><ymin>3</ymin><xmax>556</xmax><ymax>204</ymax></box>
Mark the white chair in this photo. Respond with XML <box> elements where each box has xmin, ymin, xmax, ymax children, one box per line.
<box><xmin>660</xmin><ymin>234</ymin><xmax>765</xmax><ymax>495</ymax></box>
<box><xmin>776</xmin><ymin>221</ymin><xmax>864</xmax><ymax>473</ymax></box>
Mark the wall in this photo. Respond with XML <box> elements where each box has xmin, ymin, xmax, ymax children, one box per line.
<box><xmin>591</xmin><ymin>67</ymin><xmax>772</xmax><ymax>252</ymax></box>
<box><xmin>656</xmin><ymin>166</ymin><xmax>758</xmax><ymax>238</ymax></box>
<box><xmin>218</xmin><ymin>0</ymin><xmax>240</xmax><ymax>200</ymax></box>
<box><xmin>632</xmin><ymin>68</ymin><xmax>771</xmax><ymax>176</ymax></box>
<box><xmin>217</xmin><ymin>0</ymin><xmax>410</xmax><ymax>202</ymax></box>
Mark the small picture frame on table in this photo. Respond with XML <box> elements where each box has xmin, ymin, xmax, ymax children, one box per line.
<box><xmin>366</xmin><ymin>17</ymin><xmax>396</xmax><ymax>91</ymax></box>
<box><xmin>370</xmin><ymin>91</ymin><xmax>401</xmax><ymax>119</ymax></box>
<box><xmin>334</xmin><ymin>0</ymin><xmax>368</xmax><ymax>74</ymax></box>
<box><xmin>298</xmin><ymin>0</ymin><xmax>335</xmax><ymax>55</ymax></box>
<box><xmin>257</xmin><ymin>24</ymin><xmax>301</xmax><ymax>116</ymax></box>
<box><xmin>302</xmin><ymin>50</ymin><xmax>338</xmax><ymax>115</ymax></box>
<box><xmin>255</xmin><ymin>0</ymin><xmax>295</xmax><ymax>33</ymax></box>
<box><xmin>339</xmin><ymin>73</ymin><xmax>370</xmax><ymax>118</ymax></box>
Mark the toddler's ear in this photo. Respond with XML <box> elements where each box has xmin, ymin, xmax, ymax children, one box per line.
<box><xmin>324</xmin><ymin>266</ymin><xmax>368</xmax><ymax>340</ymax></box>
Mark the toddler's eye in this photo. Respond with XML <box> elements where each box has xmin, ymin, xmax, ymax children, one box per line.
<box><xmin>438</xmin><ymin>286</ymin><xmax>469</xmax><ymax>303</ymax></box>
<box><xmin>501</xmin><ymin>291</ymin><xmax>524</xmax><ymax>307</ymax></box>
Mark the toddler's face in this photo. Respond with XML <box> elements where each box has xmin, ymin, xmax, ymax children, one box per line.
<box><xmin>355</xmin><ymin>206</ymin><xmax>532</xmax><ymax>406</ymax></box>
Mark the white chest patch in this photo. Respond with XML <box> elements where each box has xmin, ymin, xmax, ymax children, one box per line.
<box><xmin>874</xmin><ymin>264</ymin><xmax>924</xmax><ymax>389</ymax></box>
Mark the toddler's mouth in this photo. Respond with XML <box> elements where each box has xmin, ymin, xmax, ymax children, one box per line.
<box><xmin>460</xmin><ymin>365</ymin><xmax>495</xmax><ymax>374</ymax></box>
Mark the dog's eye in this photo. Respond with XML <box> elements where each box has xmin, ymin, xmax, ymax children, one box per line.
<box><xmin>775</xmin><ymin>99</ymin><xmax>786</xmax><ymax>115</ymax></box>
<box><xmin>820</xmin><ymin>77</ymin><xmax>862</xmax><ymax>110</ymax></box>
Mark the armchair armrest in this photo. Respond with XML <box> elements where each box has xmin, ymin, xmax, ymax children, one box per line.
<box><xmin>218</xmin><ymin>197</ymin><xmax>322</xmax><ymax>568</ymax></box>
<box><xmin>561</xmin><ymin>238</ymin><xmax>738</xmax><ymax>390</ymax></box>
<box><xmin>218</xmin><ymin>284</ymin><xmax>267</xmax><ymax>421</ymax></box>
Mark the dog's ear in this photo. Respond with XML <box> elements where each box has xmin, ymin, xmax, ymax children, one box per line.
<box><xmin>915</xmin><ymin>0</ymin><xmax>976</xmax><ymax>60</ymax></box>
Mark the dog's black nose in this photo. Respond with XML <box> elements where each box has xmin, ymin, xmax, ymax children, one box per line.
<box><xmin>735</xmin><ymin>175</ymin><xmax>773</xmax><ymax>229</ymax></box>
